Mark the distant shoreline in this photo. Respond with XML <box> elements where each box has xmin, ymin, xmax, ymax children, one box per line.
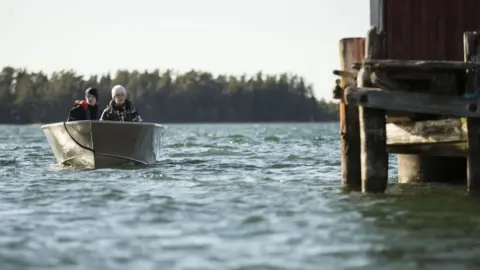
<box><xmin>0</xmin><ymin>66</ymin><xmax>339</xmax><ymax>124</ymax></box>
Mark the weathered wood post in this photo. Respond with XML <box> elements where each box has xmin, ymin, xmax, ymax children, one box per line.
<box><xmin>463</xmin><ymin>31</ymin><xmax>480</xmax><ymax>193</ymax></box>
<box><xmin>397</xmin><ymin>155</ymin><xmax>466</xmax><ymax>184</ymax></box>
<box><xmin>358</xmin><ymin>26</ymin><xmax>388</xmax><ymax>193</ymax></box>
<box><xmin>396</xmin><ymin>60</ymin><xmax>467</xmax><ymax>185</ymax></box>
<box><xmin>337</xmin><ymin>38</ymin><xmax>365</xmax><ymax>189</ymax></box>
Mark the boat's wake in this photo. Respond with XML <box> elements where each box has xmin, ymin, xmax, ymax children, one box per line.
<box><xmin>45</xmin><ymin>161</ymin><xmax>155</xmax><ymax>171</ymax></box>
<box><xmin>45</xmin><ymin>163</ymin><xmax>94</xmax><ymax>171</ymax></box>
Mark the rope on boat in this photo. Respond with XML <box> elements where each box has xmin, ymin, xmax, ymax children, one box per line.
<box><xmin>63</xmin><ymin>121</ymin><xmax>95</xmax><ymax>153</ymax></box>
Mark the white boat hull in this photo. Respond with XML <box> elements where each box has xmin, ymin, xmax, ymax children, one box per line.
<box><xmin>41</xmin><ymin>120</ymin><xmax>166</xmax><ymax>168</ymax></box>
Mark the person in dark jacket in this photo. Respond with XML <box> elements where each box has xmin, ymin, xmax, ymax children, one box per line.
<box><xmin>67</xmin><ymin>87</ymin><xmax>101</xmax><ymax>121</ymax></box>
<box><xmin>99</xmin><ymin>85</ymin><xmax>143</xmax><ymax>122</ymax></box>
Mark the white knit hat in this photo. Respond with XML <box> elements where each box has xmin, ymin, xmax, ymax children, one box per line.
<box><xmin>111</xmin><ymin>85</ymin><xmax>126</xmax><ymax>98</ymax></box>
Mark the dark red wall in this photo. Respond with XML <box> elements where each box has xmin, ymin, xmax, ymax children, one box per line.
<box><xmin>383</xmin><ymin>0</ymin><xmax>480</xmax><ymax>60</ymax></box>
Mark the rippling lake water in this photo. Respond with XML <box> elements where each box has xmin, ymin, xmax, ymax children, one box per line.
<box><xmin>1</xmin><ymin>122</ymin><xmax>480</xmax><ymax>270</ymax></box>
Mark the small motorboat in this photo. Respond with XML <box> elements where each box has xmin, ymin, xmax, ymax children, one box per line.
<box><xmin>41</xmin><ymin>120</ymin><xmax>166</xmax><ymax>168</ymax></box>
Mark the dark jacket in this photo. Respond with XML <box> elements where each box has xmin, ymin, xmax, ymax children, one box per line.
<box><xmin>99</xmin><ymin>99</ymin><xmax>143</xmax><ymax>122</ymax></box>
<box><xmin>67</xmin><ymin>100</ymin><xmax>100</xmax><ymax>121</ymax></box>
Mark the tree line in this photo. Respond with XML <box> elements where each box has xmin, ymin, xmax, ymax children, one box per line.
<box><xmin>0</xmin><ymin>66</ymin><xmax>339</xmax><ymax>124</ymax></box>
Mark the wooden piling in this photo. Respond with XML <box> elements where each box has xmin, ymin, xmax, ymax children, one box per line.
<box><xmin>388</xmin><ymin>117</ymin><xmax>468</xmax><ymax>184</ymax></box>
<box><xmin>463</xmin><ymin>31</ymin><xmax>480</xmax><ymax>193</ymax></box>
<box><xmin>397</xmin><ymin>155</ymin><xmax>466</xmax><ymax>184</ymax></box>
<box><xmin>358</xmin><ymin>26</ymin><xmax>388</xmax><ymax>193</ymax></box>
<box><xmin>333</xmin><ymin>2</ymin><xmax>480</xmax><ymax>192</ymax></box>
<box><xmin>338</xmin><ymin>38</ymin><xmax>365</xmax><ymax>189</ymax></box>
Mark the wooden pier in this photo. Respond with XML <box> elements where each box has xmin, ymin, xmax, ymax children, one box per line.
<box><xmin>333</xmin><ymin>0</ymin><xmax>480</xmax><ymax>193</ymax></box>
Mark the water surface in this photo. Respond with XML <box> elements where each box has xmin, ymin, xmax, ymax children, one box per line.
<box><xmin>0</xmin><ymin>123</ymin><xmax>479</xmax><ymax>270</ymax></box>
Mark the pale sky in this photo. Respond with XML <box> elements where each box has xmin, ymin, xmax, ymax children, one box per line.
<box><xmin>1</xmin><ymin>0</ymin><xmax>370</xmax><ymax>101</ymax></box>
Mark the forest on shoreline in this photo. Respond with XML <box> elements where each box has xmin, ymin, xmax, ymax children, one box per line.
<box><xmin>0</xmin><ymin>66</ymin><xmax>338</xmax><ymax>124</ymax></box>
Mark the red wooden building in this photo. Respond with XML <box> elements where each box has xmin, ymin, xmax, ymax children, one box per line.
<box><xmin>370</xmin><ymin>0</ymin><xmax>480</xmax><ymax>61</ymax></box>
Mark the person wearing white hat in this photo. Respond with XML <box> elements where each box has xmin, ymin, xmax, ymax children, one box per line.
<box><xmin>99</xmin><ymin>85</ymin><xmax>143</xmax><ymax>122</ymax></box>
